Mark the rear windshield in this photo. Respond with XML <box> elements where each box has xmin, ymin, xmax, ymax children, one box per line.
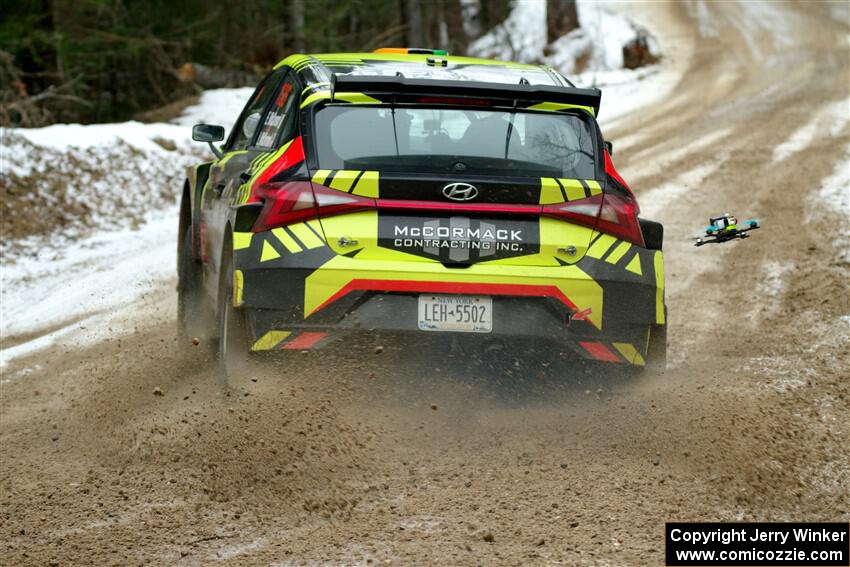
<box><xmin>314</xmin><ymin>105</ymin><xmax>597</xmax><ymax>178</ymax></box>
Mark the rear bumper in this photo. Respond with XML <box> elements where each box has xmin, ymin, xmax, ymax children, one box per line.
<box><xmin>232</xmin><ymin>226</ymin><xmax>665</xmax><ymax>365</ymax></box>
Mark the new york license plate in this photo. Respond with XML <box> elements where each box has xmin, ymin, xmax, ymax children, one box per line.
<box><xmin>417</xmin><ymin>295</ymin><xmax>492</xmax><ymax>333</ymax></box>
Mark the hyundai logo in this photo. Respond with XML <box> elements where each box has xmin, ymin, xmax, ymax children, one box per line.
<box><xmin>442</xmin><ymin>182</ymin><xmax>479</xmax><ymax>201</ymax></box>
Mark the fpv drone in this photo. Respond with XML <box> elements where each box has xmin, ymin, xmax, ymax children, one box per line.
<box><xmin>694</xmin><ymin>213</ymin><xmax>760</xmax><ymax>246</ymax></box>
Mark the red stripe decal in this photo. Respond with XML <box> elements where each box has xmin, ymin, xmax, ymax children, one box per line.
<box><xmin>248</xmin><ymin>136</ymin><xmax>306</xmax><ymax>204</ymax></box>
<box><xmin>313</xmin><ymin>279</ymin><xmax>595</xmax><ymax>327</ymax></box>
<box><xmin>282</xmin><ymin>331</ymin><xmax>328</xmax><ymax>350</ymax></box>
<box><xmin>579</xmin><ymin>341</ymin><xmax>622</xmax><ymax>363</ymax></box>
<box><xmin>604</xmin><ymin>149</ymin><xmax>633</xmax><ymax>195</ymax></box>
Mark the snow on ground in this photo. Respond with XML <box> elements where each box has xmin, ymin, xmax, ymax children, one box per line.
<box><xmin>685</xmin><ymin>0</ymin><xmax>720</xmax><ymax>39</ymax></box>
<box><xmin>172</xmin><ymin>88</ymin><xmax>254</xmax><ymax>128</ymax></box>
<box><xmin>548</xmin><ymin>0</ymin><xmax>657</xmax><ymax>74</ymax></box>
<box><xmin>745</xmin><ymin>259</ymin><xmax>796</xmax><ymax>324</ymax></box>
<box><xmin>581</xmin><ymin>65</ymin><xmax>675</xmax><ymax>130</ymax></box>
<box><xmin>466</xmin><ymin>0</ymin><xmax>676</xmax><ymax>129</ymax></box>
<box><xmin>800</xmin><ymin>95</ymin><xmax>850</xmax><ymax>262</ymax></box>
<box><xmin>467</xmin><ymin>0</ymin><xmax>548</xmax><ymax>65</ymax></box>
<box><xmin>637</xmin><ymin>159</ymin><xmax>724</xmax><ymax>221</ymax></box>
<box><xmin>0</xmin><ymin>88</ymin><xmax>253</xmax><ymax>259</ymax></box>
<box><xmin>6</xmin><ymin>87</ymin><xmax>252</xmax><ymax>166</ymax></box>
<box><xmin>0</xmin><ymin>210</ymin><xmax>176</xmax><ymax>372</ymax></box>
<box><xmin>724</xmin><ymin>1</ymin><xmax>794</xmax><ymax>60</ymax></box>
<box><xmin>469</xmin><ymin>0</ymin><xmax>657</xmax><ymax>72</ymax></box>
<box><xmin>0</xmin><ymin>89</ymin><xmax>252</xmax><ymax>368</ymax></box>
<box><xmin>806</xmin><ymin>149</ymin><xmax>850</xmax><ymax>262</ymax></box>
<box><xmin>817</xmin><ymin>153</ymin><xmax>850</xmax><ymax>214</ymax></box>
<box><xmin>772</xmin><ymin>97</ymin><xmax>850</xmax><ymax>164</ymax></box>
<box><xmin>625</xmin><ymin>126</ymin><xmax>733</xmax><ymax>180</ymax></box>
<box><xmin>1</xmin><ymin>209</ymin><xmax>176</xmax><ymax>339</ymax></box>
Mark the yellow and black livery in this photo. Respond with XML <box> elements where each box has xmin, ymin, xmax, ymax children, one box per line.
<box><xmin>177</xmin><ymin>49</ymin><xmax>666</xmax><ymax>379</ymax></box>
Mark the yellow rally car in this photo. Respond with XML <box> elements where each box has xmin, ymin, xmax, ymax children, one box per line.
<box><xmin>178</xmin><ymin>48</ymin><xmax>666</xmax><ymax>383</ymax></box>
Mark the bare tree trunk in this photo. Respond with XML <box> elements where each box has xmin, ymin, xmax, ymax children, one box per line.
<box><xmin>546</xmin><ymin>0</ymin><xmax>578</xmax><ymax>44</ymax></box>
<box><xmin>291</xmin><ymin>0</ymin><xmax>305</xmax><ymax>52</ymax></box>
<box><xmin>478</xmin><ymin>0</ymin><xmax>511</xmax><ymax>34</ymax></box>
<box><xmin>423</xmin><ymin>1</ymin><xmax>438</xmax><ymax>48</ymax></box>
<box><xmin>404</xmin><ymin>0</ymin><xmax>424</xmax><ymax>47</ymax></box>
<box><xmin>443</xmin><ymin>0</ymin><xmax>470</xmax><ymax>55</ymax></box>
<box><xmin>349</xmin><ymin>10</ymin><xmax>359</xmax><ymax>44</ymax></box>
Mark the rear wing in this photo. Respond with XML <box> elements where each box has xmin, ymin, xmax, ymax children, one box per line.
<box><xmin>329</xmin><ymin>74</ymin><xmax>602</xmax><ymax>116</ymax></box>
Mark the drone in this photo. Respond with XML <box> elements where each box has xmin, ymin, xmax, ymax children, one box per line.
<box><xmin>694</xmin><ymin>213</ymin><xmax>760</xmax><ymax>246</ymax></box>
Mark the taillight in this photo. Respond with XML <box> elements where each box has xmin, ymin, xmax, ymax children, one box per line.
<box><xmin>543</xmin><ymin>193</ymin><xmax>644</xmax><ymax>246</ymax></box>
<box><xmin>252</xmin><ymin>181</ymin><xmax>374</xmax><ymax>233</ymax></box>
<box><xmin>596</xmin><ymin>193</ymin><xmax>644</xmax><ymax>246</ymax></box>
<box><xmin>543</xmin><ymin>193</ymin><xmax>603</xmax><ymax>228</ymax></box>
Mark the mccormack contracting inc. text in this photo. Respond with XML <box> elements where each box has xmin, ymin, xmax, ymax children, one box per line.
<box><xmin>665</xmin><ymin>522</ymin><xmax>849</xmax><ymax>566</ymax></box>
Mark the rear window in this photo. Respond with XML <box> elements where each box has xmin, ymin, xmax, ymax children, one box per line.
<box><xmin>314</xmin><ymin>105</ymin><xmax>597</xmax><ymax>179</ymax></box>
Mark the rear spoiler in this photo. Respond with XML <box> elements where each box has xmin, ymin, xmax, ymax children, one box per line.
<box><xmin>330</xmin><ymin>74</ymin><xmax>601</xmax><ymax>116</ymax></box>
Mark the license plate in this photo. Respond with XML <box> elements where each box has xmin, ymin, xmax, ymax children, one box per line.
<box><xmin>417</xmin><ymin>295</ymin><xmax>492</xmax><ymax>333</ymax></box>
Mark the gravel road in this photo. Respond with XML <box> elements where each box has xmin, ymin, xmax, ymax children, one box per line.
<box><xmin>1</xmin><ymin>2</ymin><xmax>848</xmax><ymax>565</ymax></box>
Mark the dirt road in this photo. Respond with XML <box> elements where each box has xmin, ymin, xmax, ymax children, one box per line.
<box><xmin>2</xmin><ymin>2</ymin><xmax>848</xmax><ymax>565</ymax></box>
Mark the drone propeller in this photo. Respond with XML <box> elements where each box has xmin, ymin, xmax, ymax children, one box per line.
<box><xmin>693</xmin><ymin>214</ymin><xmax>761</xmax><ymax>247</ymax></box>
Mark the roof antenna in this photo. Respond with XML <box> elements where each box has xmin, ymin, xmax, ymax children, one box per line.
<box><xmin>519</xmin><ymin>77</ymin><xmax>530</xmax><ymax>85</ymax></box>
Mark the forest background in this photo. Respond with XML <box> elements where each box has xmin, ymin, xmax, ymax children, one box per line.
<box><xmin>0</xmin><ymin>0</ymin><xmax>593</xmax><ymax>126</ymax></box>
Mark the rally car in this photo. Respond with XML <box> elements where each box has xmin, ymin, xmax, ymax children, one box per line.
<box><xmin>177</xmin><ymin>48</ymin><xmax>667</xmax><ymax>385</ymax></box>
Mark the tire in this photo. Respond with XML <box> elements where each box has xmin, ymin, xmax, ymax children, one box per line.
<box><xmin>644</xmin><ymin>322</ymin><xmax>667</xmax><ymax>372</ymax></box>
<box><xmin>217</xmin><ymin>243</ymin><xmax>254</xmax><ymax>390</ymax></box>
<box><xmin>177</xmin><ymin>228</ymin><xmax>213</xmax><ymax>342</ymax></box>
<box><xmin>616</xmin><ymin>321</ymin><xmax>666</xmax><ymax>378</ymax></box>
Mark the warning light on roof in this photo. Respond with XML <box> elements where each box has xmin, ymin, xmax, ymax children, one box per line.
<box><xmin>374</xmin><ymin>48</ymin><xmax>450</xmax><ymax>56</ymax></box>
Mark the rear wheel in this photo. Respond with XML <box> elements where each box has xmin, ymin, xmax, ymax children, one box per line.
<box><xmin>178</xmin><ymin>227</ymin><xmax>213</xmax><ymax>342</ymax></box>
<box><xmin>217</xmin><ymin>243</ymin><xmax>254</xmax><ymax>390</ymax></box>
<box><xmin>616</xmin><ymin>320</ymin><xmax>666</xmax><ymax>378</ymax></box>
<box><xmin>645</xmin><ymin>323</ymin><xmax>667</xmax><ymax>371</ymax></box>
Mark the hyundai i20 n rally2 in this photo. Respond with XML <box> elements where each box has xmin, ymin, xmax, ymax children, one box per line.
<box><xmin>177</xmin><ymin>49</ymin><xmax>667</xmax><ymax>384</ymax></box>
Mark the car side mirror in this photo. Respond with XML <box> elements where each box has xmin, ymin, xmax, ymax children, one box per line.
<box><xmin>192</xmin><ymin>123</ymin><xmax>224</xmax><ymax>142</ymax></box>
<box><xmin>192</xmin><ymin>124</ymin><xmax>225</xmax><ymax>158</ymax></box>
<box><xmin>604</xmin><ymin>140</ymin><xmax>613</xmax><ymax>156</ymax></box>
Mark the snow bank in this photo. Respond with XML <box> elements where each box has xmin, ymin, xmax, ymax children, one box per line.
<box><xmin>1</xmin><ymin>88</ymin><xmax>253</xmax><ymax>363</ymax></box>
<box><xmin>1</xmin><ymin>208</ymin><xmax>176</xmax><ymax>337</ymax></box>
<box><xmin>0</xmin><ymin>88</ymin><xmax>252</xmax><ymax>258</ymax></box>
<box><xmin>468</xmin><ymin>0</ymin><xmax>658</xmax><ymax>74</ymax></box>
<box><xmin>5</xmin><ymin>88</ymin><xmax>251</xmax><ymax>171</ymax></box>
<box><xmin>6</xmin><ymin>121</ymin><xmax>188</xmax><ymax>160</ymax></box>
<box><xmin>7</xmin><ymin>87</ymin><xmax>253</xmax><ymax>158</ymax></box>
<box><xmin>173</xmin><ymin>87</ymin><xmax>254</xmax><ymax>127</ymax></box>
<box><xmin>467</xmin><ymin>0</ymin><xmax>547</xmax><ymax>64</ymax></box>
<box><xmin>550</xmin><ymin>0</ymin><xmax>656</xmax><ymax>74</ymax></box>
<box><xmin>0</xmin><ymin>209</ymin><xmax>176</xmax><ymax>369</ymax></box>
<box><xmin>465</xmin><ymin>0</ymin><xmax>667</xmax><ymax>127</ymax></box>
